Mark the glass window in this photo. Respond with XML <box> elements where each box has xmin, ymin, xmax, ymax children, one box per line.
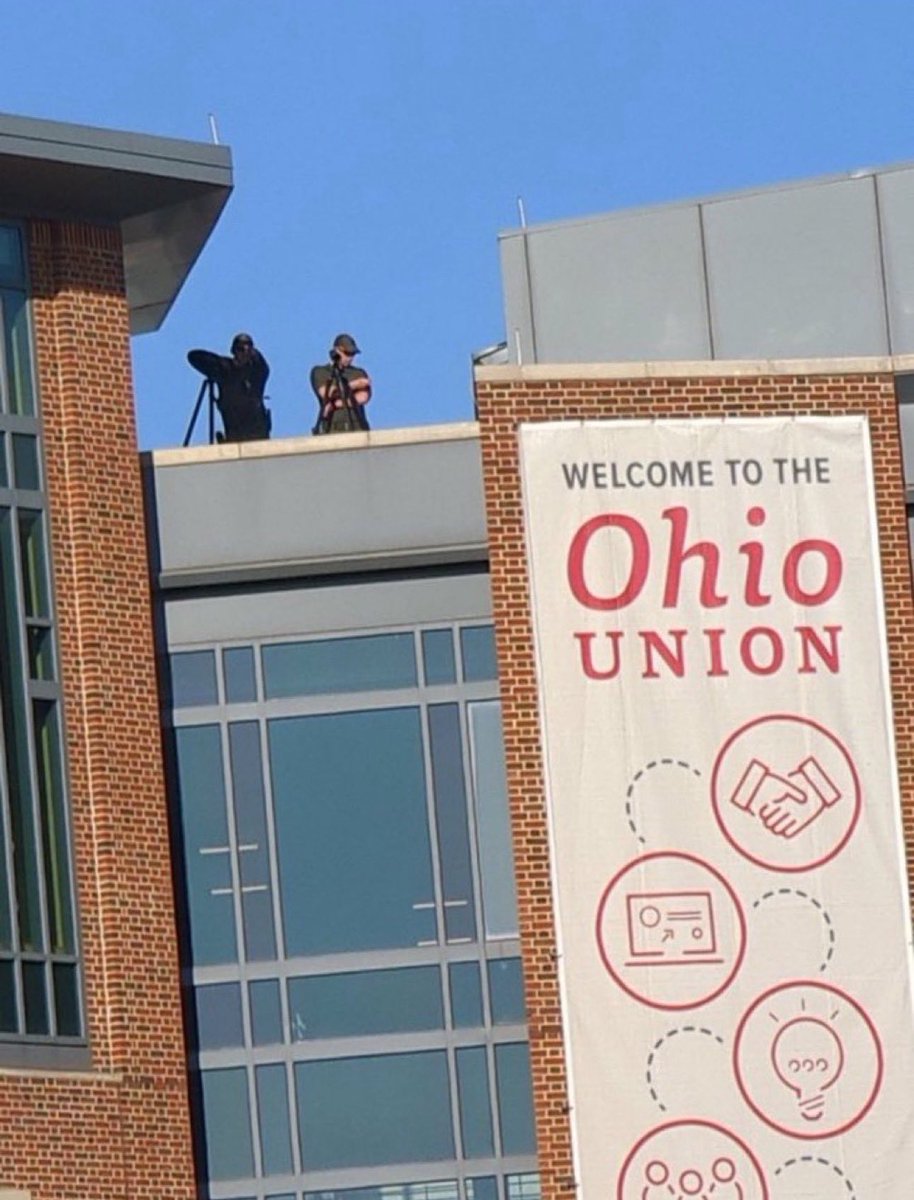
<box><xmin>0</xmin><ymin>960</ymin><xmax>16</xmax><ymax>1031</ymax></box>
<box><xmin>174</xmin><ymin>725</ymin><xmax>237</xmax><ymax>966</ymax></box>
<box><xmin>22</xmin><ymin>960</ymin><xmax>49</xmax><ymax>1034</ymax></box>
<box><xmin>52</xmin><ymin>962</ymin><xmax>80</xmax><ymax>1036</ymax></box>
<box><xmin>428</xmin><ymin>705</ymin><xmax>476</xmax><ymax>942</ymax></box>
<box><xmin>0</xmin><ymin>433</ymin><xmax>7</xmax><ymax>487</ymax></box>
<box><xmin>469</xmin><ymin>703</ymin><xmax>518</xmax><ymax>940</ymax></box>
<box><xmin>449</xmin><ymin>960</ymin><xmax>483</xmax><ymax>1028</ymax></box>
<box><xmin>0</xmin><ymin>227</ymin><xmax>23</xmax><ymax>286</ymax></box>
<box><xmin>256</xmin><ymin>1063</ymin><xmax>294</xmax><ymax>1176</ymax></box>
<box><xmin>295</xmin><ymin>1051</ymin><xmax>454</xmax><ymax>1170</ymax></box>
<box><xmin>224</xmin><ymin>646</ymin><xmax>257</xmax><ymax>703</ymax></box>
<box><xmin>304</xmin><ymin>1186</ymin><xmax>460</xmax><ymax>1200</ymax></box>
<box><xmin>1</xmin><ymin>289</ymin><xmax>35</xmax><ymax>415</ymax></box>
<box><xmin>488</xmin><ymin>959</ymin><xmax>525</xmax><ymax>1025</ymax></box>
<box><xmin>467</xmin><ymin>1177</ymin><xmax>498</xmax><ymax>1200</ymax></box>
<box><xmin>263</xmin><ymin>632</ymin><xmax>417</xmax><ymax>699</ymax></box>
<box><xmin>494</xmin><ymin>1044</ymin><xmax>536</xmax><ymax>1157</ymax></box>
<box><xmin>506</xmin><ymin>1175</ymin><xmax>541</xmax><ymax>1200</ymax></box>
<box><xmin>11</xmin><ymin>434</ymin><xmax>39</xmax><ymax>491</ymax></box>
<box><xmin>18</xmin><ymin>510</ymin><xmax>48</xmax><ymax>619</ymax></box>
<box><xmin>33</xmin><ymin>699</ymin><xmax>74</xmax><ymax>954</ymax></box>
<box><xmin>250</xmin><ymin>978</ymin><xmax>283</xmax><ymax>1046</ymax></box>
<box><xmin>201</xmin><ymin>1067</ymin><xmax>255</xmax><ymax>1181</ymax></box>
<box><xmin>194</xmin><ymin>982</ymin><xmax>244</xmax><ymax>1050</ymax></box>
<box><xmin>421</xmin><ymin>629</ymin><xmax>456</xmax><ymax>685</ymax></box>
<box><xmin>288</xmin><ymin>966</ymin><xmax>443</xmax><ymax>1041</ymax></box>
<box><xmin>456</xmin><ymin>1046</ymin><xmax>494</xmax><ymax>1158</ymax></box>
<box><xmin>269</xmin><ymin>707</ymin><xmax>436</xmax><ymax>956</ymax></box>
<box><xmin>228</xmin><ymin>722</ymin><xmax>276</xmax><ymax>961</ymax></box>
<box><xmin>460</xmin><ymin>626</ymin><xmax>497</xmax><ymax>682</ymax></box>
<box><xmin>170</xmin><ymin>650</ymin><xmax>218</xmax><ymax>707</ymax></box>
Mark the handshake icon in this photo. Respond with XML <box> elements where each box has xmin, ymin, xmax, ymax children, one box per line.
<box><xmin>729</xmin><ymin>756</ymin><xmax>841</xmax><ymax>839</ymax></box>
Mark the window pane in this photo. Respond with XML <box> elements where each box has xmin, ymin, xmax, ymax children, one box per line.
<box><xmin>27</xmin><ymin>623</ymin><xmax>54</xmax><ymax>681</ymax></box>
<box><xmin>269</xmin><ymin>708</ymin><xmax>435</xmax><ymax>956</ymax></box>
<box><xmin>22</xmin><ymin>960</ymin><xmax>49</xmax><ymax>1034</ymax></box>
<box><xmin>170</xmin><ymin>650</ymin><xmax>218</xmax><ymax>707</ymax></box>
<box><xmin>304</xmin><ymin>1186</ymin><xmax>459</xmax><ymax>1200</ymax></box>
<box><xmin>34</xmin><ymin>700</ymin><xmax>75</xmax><ymax>954</ymax></box>
<box><xmin>11</xmin><ymin>434</ymin><xmax>40</xmax><ymax>491</ymax></box>
<box><xmin>488</xmin><ymin>959</ymin><xmax>525</xmax><ymax>1025</ymax></box>
<box><xmin>256</xmin><ymin>1063</ymin><xmax>294</xmax><ymax>1176</ymax></box>
<box><xmin>456</xmin><ymin>1046</ymin><xmax>494</xmax><ymax>1158</ymax></box>
<box><xmin>0</xmin><ymin>433</ymin><xmax>7</xmax><ymax>487</ymax></box>
<box><xmin>460</xmin><ymin>626</ymin><xmax>497</xmax><ymax>682</ymax></box>
<box><xmin>506</xmin><ymin>1174</ymin><xmax>541</xmax><ymax>1200</ymax></box>
<box><xmin>428</xmin><ymin>705</ymin><xmax>476</xmax><ymax>942</ymax></box>
<box><xmin>469</xmin><ymin>702</ymin><xmax>518</xmax><ymax>939</ymax></box>
<box><xmin>467</xmin><ymin>1179</ymin><xmax>498</xmax><ymax>1200</ymax></box>
<box><xmin>200</xmin><ymin>1067</ymin><xmax>255</xmax><ymax>1182</ymax></box>
<box><xmin>288</xmin><ymin>966</ymin><xmax>443</xmax><ymax>1041</ymax></box>
<box><xmin>174</xmin><ymin>725</ymin><xmax>237</xmax><ymax>966</ymax></box>
<box><xmin>195</xmin><ymin>982</ymin><xmax>244</xmax><ymax>1050</ymax></box>
<box><xmin>224</xmin><ymin>646</ymin><xmax>257</xmax><ymax>702</ymax></box>
<box><xmin>0</xmin><ymin>959</ymin><xmax>17</xmax><ymax>1031</ymax></box>
<box><xmin>250</xmin><ymin>978</ymin><xmax>283</xmax><ymax>1046</ymax></box>
<box><xmin>228</xmin><ymin>722</ymin><xmax>276</xmax><ymax>961</ymax></box>
<box><xmin>52</xmin><ymin>963</ymin><xmax>80</xmax><ymax>1037</ymax></box>
<box><xmin>2</xmin><ymin>289</ymin><xmax>35</xmax><ymax>415</ymax></box>
<box><xmin>18</xmin><ymin>510</ymin><xmax>48</xmax><ymax>620</ymax></box>
<box><xmin>422</xmin><ymin>629</ymin><xmax>456</xmax><ymax>685</ymax></box>
<box><xmin>449</xmin><ymin>961</ymin><xmax>483</xmax><ymax>1029</ymax></box>
<box><xmin>295</xmin><ymin>1051</ymin><xmax>454</xmax><ymax>1171</ymax></box>
<box><xmin>0</xmin><ymin>229</ymin><xmax>23</xmax><ymax>286</ymax></box>
<box><xmin>494</xmin><ymin>1043</ymin><xmax>536</xmax><ymax>1157</ymax></box>
<box><xmin>262</xmin><ymin>633</ymin><xmax>417</xmax><ymax>699</ymax></box>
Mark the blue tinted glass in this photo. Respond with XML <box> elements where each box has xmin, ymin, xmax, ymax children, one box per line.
<box><xmin>171</xmin><ymin>650</ymin><xmax>218</xmax><ymax>707</ymax></box>
<box><xmin>288</xmin><ymin>966</ymin><xmax>443</xmax><ymax>1041</ymax></box>
<box><xmin>0</xmin><ymin>433</ymin><xmax>7</xmax><ymax>488</ymax></box>
<box><xmin>295</xmin><ymin>1051</ymin><xmax>454</xmax><ymax>1170</ymax></box>
<box><xmin>456</xmin><ymin>1046</ymin><xmax>494</xmax><ymax>1158</ymax></box>
<box><xmin>2</xmin><ymin>289</ymin><xmax>35</xmax><ymax>414</ymax></box>
<box><xmin>174</xmin><ymin>725</ymin><xmax>237</xmax><ymax>965</ymax></box>
<box><xmin>262</xmin><ymin>633</ymin><xmax>417</xmax><ymax>699</ymax></box>
<box><xmin>470</xmin><ymin>702</ymin><xmax>518</xmax><ymax>940</ymax></box>
<box><xmin>228</xmin><ymin>722</ymin><xmax>276</xmax><ymax>961</ymax></box>
<box><xmin>195</xmin><ymin>982</ymin><xmax>244</xmax><ymax>1049</ymax></box>
<box><xmin>449</xmin><ymin>961</ymin><xmax>483</xmax><ymax>1028</ymax></box>
<box><xmin>267</xmin><ymin>1195</ymin><xmax>296</xmax><ymax>1200</ymax></box>
<box><xmin>495</xmin><ymin>1044</ymin><xmax>536</xmax><ymax>1156</ymax></box>
<box><xmin>0</xmin><ymin>228</ymin><xmax>23</xmax><ymax>285</ymax></box>
<box><xmin>201</xmin><ymin>1067</ymin><xmax>255</xmax><ymax>1181</ymax></box>
<box><xmin>11</xmin><ymin>434</ymin><xmax>39</xmax><ymax>490</ymax></box>
<box><xmin>256</xmin><ymin>1064</ymin><xmax>294</xmax><ymax>1176</ymax></box>
<box><xmin>428</xmin><ymin>705</ymin><xmax>476</xmax><ymax>942</ymax></box>
<box><xmin>250</xmin><ymin>978</ymin><xmax>283</xmax><ymax>1046</ymax></box>
<box><xmin>488</xmin><ymin>959</ymin><xmax>525</xmax><ymax>1024</ymax></box>
<box><xmin>467</xmin><ymin>1180</ymin><xmax>498</xmax><ymax>1200</ymax></box>
<box><xmin>421</xmin><ymin>629</ymin><xmax>456</xmax><ymax>685</ymax></box>
<box><xmin>224</xmin><ymin>646</ymin><xmax>257</xmax><ymax>702</ymax></box>
<box><xmin>269</xmin><ymin>708</ymin><xmax>435</xmax><ymax>955</ymax></box>
<box><xmin>460</xmin><ymin>626</ymin><xmax>497</xmax><ymax>682</ymax></box>
<box><xmin>304</xmin><ymin>1186</ymin><xmax>459</xmax><ymax>1200</ymax></box>
<box><xmin>506</xmin><ymin>1175</ymin><xmax>541</xmax><ymax>1200</ymax></box>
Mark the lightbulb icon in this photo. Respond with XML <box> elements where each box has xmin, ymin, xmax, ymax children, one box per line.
<box><xmin>771</xmin><ymin>1016</ymin><xmax>844</xmax><ymax>1121</ymax></box>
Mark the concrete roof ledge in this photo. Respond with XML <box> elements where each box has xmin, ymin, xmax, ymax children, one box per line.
<box><xmin>475</xmin><ymin>356</ymin><xmax>910</xmax><ymax>383</ymax></box>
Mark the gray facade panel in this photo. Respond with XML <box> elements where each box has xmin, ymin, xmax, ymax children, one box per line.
<box><xmin>877</xmin><ymin>169</ymin><xmax>914</xmax><ymax>354</ymax></box>
<box><xmin>499</xmin><ymin>236</ymin><xmax>535</xmax><ymax>365</ymax></box>
<box><xmin>703</xmin><ymin>176</ymin><xmax>887</xmax><ymax>359</ymax></box>
<box><xmin>523</xmin><ymin>206</ymin><xmax>710</xmax><ymax>363</ymax></box>
<box><xmin>149</xmin><ymin>435</ymin><xmax>487</xmax><ymax>586</ymax></box>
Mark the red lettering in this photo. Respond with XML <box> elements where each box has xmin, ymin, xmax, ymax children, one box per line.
<box><xmin>662</xmin><ymin>506</ymin><xmax>727</xmax><ymax>609</ymax></box>
<box><xmin>739</xmin><ymin>506</ymin><xmax>771</xmax><ymax>606</ymax></box>
<box><xmin>568</xmin><ymin>514</ymin><xmax>649</xmax><ymax>610</ymax></box>
<box><xmin>797</xmin><ymin>625</ymin><xmax>842</xmax><ymax>673</ymax></box>
<box><xmin>639</xmin><ymin>630</ymin><xmax>687</xmax><ymax>678</ymax></box>
<box><xmin>739</xmin><ymin>627</ymin><xmax>784</xmax><ymax>675</ymax></box>
<box><xmin>783</xmin><ymin>540</ymin><xmax>842</xmax><ymax>606</ymax></box>
<box><xmin>703</xmin><ymin>628</ymin><xmax>729</xmax><ymax>677</ymax></box>
<box><xmin>575</xmin><ymin>631</ymin><xmax>623</xmax><ymax>679</ymax></box>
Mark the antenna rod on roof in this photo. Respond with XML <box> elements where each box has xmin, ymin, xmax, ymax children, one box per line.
<box><xmin>208</xmin><ymin>114</ymin><xmax>221</xmax><ymax>145</ymax></box>
<box><xmin>517</xmin><ymin>196</ymin><xmax>528</xmax><ymax>228</ymax></box>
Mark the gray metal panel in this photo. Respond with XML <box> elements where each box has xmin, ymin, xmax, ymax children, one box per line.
<box><xmin>164</xmin><ymin>572</ymin><xmax>493</xmax><ymax>648</ymax></box>
<box><xmin>702</xmin><ymin>177</ymin><xmax>887</xmax><ymax>358</ymax></box>
<box><xmin>148</xmin><ymin>435</ymin><xmax>487</xmax><ymax>586</ymax></box>
<box><xmin>0</xmin><ymin>111</ymin><xmax>232</xmax><ymax>334</ymax></box>
<box><xmin>876</xmin><ymin>169</ymin><xmax>914</xmax><ymax>354</ymax></box>
<box><xmin>499</xmin><ymin>235</ymin><xmax>534</xmax><ymax>364</ymax></box>
<box><xmin>519</xmin><ymin>205</ymin><xmax>711</xmax><ymax>362</ymax></box>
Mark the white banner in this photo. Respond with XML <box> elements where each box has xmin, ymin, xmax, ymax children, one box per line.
<box><xmin>518</xmin><ymin>417</ymin><xmax>914</xmax><ymax>1199</ymax></box>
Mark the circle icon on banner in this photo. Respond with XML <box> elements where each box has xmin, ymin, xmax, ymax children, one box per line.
<box><xmin>616</xmin><ymin>1120</ymin><xmax>768</xmax><ymax>1200</ymax></box>
<box><xmin>595</xmin><ymin>852</ymin><xmax>746</xmax><ymax>1010</ymax></box>
<box><xmin>711</xmin><ymin>714</ymin><xmax>861</xmax><ymax>872</ymax></box>
<box><xmin>733</xmin><ymin>980</ymin><xmax>882</xmax><ymax>1138</ymax></box>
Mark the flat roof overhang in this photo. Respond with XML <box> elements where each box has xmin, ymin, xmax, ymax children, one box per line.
<box><xmin>0</xmin><ymin>112</ymin><xmax>233</xmax><ymax>333</ymax></box>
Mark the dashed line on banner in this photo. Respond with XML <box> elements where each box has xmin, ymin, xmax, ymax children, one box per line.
<box><xmin>646</xmin><ymin>1025</ymin><xmax>725</xmax><ymax>1112</ymax></box>
<box><xmin>752</xmin><ymin>887</ymin><xmax>835</xmax><ymax>972</ymax></box>
<box><xmin>775</xmin><ymin>1155</ymin><xmax>856</xmax><ymax>1198</ymax></box>
<box><xmin>626</xmin><ymin>758</ymin><xmax>703</xmax><ymax>844</ymax></box>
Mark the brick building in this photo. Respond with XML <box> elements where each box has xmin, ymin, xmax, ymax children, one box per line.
<box><xmin>2</xmin><ymin>110</ymin><xmax>913</xmax><ymax>1200</ymax></box>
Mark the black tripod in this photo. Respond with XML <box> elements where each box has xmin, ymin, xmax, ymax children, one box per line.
<box><xmin>313</xmin><ymin>362</ymin><xmax>369</xmax><ymax>435</ymax></box>
<box><xmin>183</xmin><ymin>377</ymin><xmax>219</xmax><ymax>447</ymax></box>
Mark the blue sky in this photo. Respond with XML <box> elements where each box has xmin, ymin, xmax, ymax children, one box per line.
<box><xmin>5</xmin><ymin>1</ymin><xmax>914</xmax><ymax>448</ymax></box>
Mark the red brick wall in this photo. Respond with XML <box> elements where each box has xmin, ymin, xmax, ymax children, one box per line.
<box><xmin>474</xmin><ymin>369</ymin><xmax>914</xmax><ymax>1199</ymax></box>
<box><xmin>0</xmin><ymin>221</ymin><xmax>195</xmax><ymax>1199</ymax></box>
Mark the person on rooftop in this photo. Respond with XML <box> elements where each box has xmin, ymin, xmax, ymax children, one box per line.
<box><xmin>187</xmin><ymin>333</ymin><xmax>271</xmax><ymax>442</ymax></box>
<box><xmin>310</xmin><ymin>333</ymin><xmax>372</xmax><ymax>434</ymax></box>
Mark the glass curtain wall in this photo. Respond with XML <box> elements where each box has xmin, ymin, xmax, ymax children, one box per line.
<box><xmin>0</xmin><ymin>222</ymin><xmax>81</xmax><ymax>1045</ymax></box>
<box><xmin>169</xmin><ymin>617</ymin><xmax>538</xmax><ymax>1200</ymax></box>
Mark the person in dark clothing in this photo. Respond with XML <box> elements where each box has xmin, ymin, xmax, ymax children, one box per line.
<box><xmin>310</xmin><ymin>333</ymin><xmax>371</xmax><ymax>434</ymax></box>
<box><xmin>187</xmin><ymin>333</ymin><xmax>271</xmax><ymax>442</ymax></box>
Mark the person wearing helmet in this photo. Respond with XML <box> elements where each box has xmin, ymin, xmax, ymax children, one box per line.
<box><xmin>187</xmin><ymin>333</ymin><xmax>271</xmax><ymax>442</ymax></box>
<box><xmin>309</xmin><ymin>333</ymin><xmax>372</xmax><ymax>434</ymax></box>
